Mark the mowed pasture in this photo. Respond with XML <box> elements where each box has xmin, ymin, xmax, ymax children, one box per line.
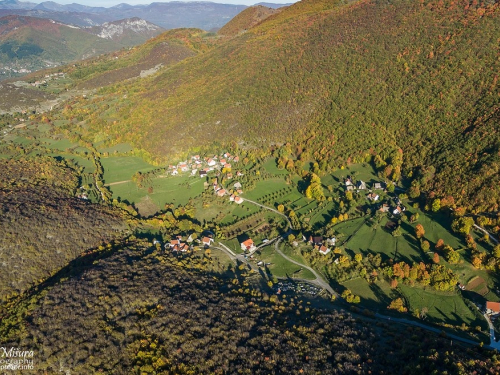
<box><xmin>341</xmin><ymin>278</ymin><xmax>395</xmax><ymax>309</ymax></box>
<box><xmin>398</xmin><ymin>285</ymin><xmax>488</xmax><ymax>332</ymax></box>
<box><xmin>258</xmin><ymin>245</ymin><xmax>315</xmax><ymax>280</ymax></box>
<box><xmin>262</xmin><ymin>158</ymin><xmax>289</xmax><ymax>175</ymax></box>
<box><xmin>101</xmin><ymin>156</ymin><xmax>157</xmax><ymax>184</ymax></box>
<box><xmin>243</xmin><ymin>178</ymin><xmax>291</xmax><ymax>202</ymax></box>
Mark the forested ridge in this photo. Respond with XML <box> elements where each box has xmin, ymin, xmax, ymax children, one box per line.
<box><xmin>0</xmin><ymin>158</ymin><xmax>129</xmax><ymax>301</ymax></box>
<box><xmin>58</xmin><ymin>0</ymin><xmax>500</xmax><ymax>212</ymax></box>
<box><xmin>1</xmin><ymin>240</ymin><xmax>497</xmax><ymax>374</ymax></box>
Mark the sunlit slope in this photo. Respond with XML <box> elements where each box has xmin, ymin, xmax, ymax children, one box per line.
<box><xmin>80</xmin><ymin>0</ymin><xmax>500</xmax><ymax>211</ymax></box>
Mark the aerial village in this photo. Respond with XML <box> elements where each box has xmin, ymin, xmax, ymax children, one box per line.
<box><xmin>158</xmin><ymin>155</ymin><xmax>404</xmax><ymax>263</ymax></box>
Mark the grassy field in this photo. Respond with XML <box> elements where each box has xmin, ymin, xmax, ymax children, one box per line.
<box><xmin>281</xmin><ymin>242</ymin><xmax>317</xmax><ymax>268</ymax></box>
<box><xmin>343</xmin><ymin>218</ymin><xmax>422</xmax><ymax>264</ymax></box>
<box><xmin>220</xmin><ymin>238</ymin><xmax>244</xmax><ymax>254</ymax></box>
<box><xmin>220</xmin><ymin>202</ymin><xmax>261</xmax><ymax>225</ymax></box>
<box><xmin>101</xmin><ymin>156</ymin><xmax>157</xmax><ymax>183</ymax></box>
<box><xmin>99</xmin><ymin>143</ymin><xmax>134</xmax><ymax>154</ymax></box>
<box><xmin>47</xmin><ymin>138</ymin><xmax>78</xmax><ymax>151</ymax></box>
<box><xmin>309</xmin><ymin>201</ymin><xmax>336</xmax><ymax>227</ymax></box>
<box><xmin>341</xmin><ymin>278</ymin><xmax>396</xmax><ymax>309</ymax></box>
<box><xmin>262</xmin><ymin>158</ymin><xmax>289</xmax><ymax>175</ymax></box>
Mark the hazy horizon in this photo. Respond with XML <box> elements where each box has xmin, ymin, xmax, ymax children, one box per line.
<box><xmin>28</xmin><ymin>0</ymin><xmax>297</xmax><ymax>7</ymax></box>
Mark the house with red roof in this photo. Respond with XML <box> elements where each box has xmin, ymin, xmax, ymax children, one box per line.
<box><xmin>486</xmin><ymin>301</ymin><xmax>500</xmax><ymax>315</ymax></box>
<box><xmin>202</xmin><ymin>236</ymin><xmax>214</xmax><ymax>247</ymax></box>
<box><xmin>240</xmin><ymin>238</ymin><xmax>255</xmax><ymax>252</ymax></box>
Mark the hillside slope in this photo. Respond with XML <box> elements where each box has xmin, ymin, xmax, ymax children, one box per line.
<box><xmin>74</xmin><ymin>0</ymin><xmax>500</xmax><ymax>212</ymax></box>
<box><xmin>67</xmin><ymin>28</ymin><xmax>214</xmax><ymax>90</ymax></box>
<box><xmin>0</xmin><ymin>158</ymin><xmax>129</xmax><ymax>301</ymax></box>
<box><xmin>218</xmin><ymin>5</ymin><xmax>282</xmax><ymax>36</ymax></box>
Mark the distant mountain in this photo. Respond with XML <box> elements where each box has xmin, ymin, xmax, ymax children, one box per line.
<box><xmin>255</xmin><ymin>2</ymin><xmax>292</xmax><ymax>8</ymax></box>
<box><xmin>0</xmin><ymin>0</ymin><xmax>36</xmax><ymax>10</ymax></box>
<box><xmin>0</xmin><ymin>9</ymin><xmax>107</xmax><ymax>26</ymax></box>
<box><xmin>0</xmin><ymin>15</ymin><xmax>163</xmax><ymax>79</ymax></box>
<box><xmin>33</xmin><ymin>1</ymin><xmax>107</xmax><ymax>13</ymax></box>
<box><xmin>85</xmin><ymin>17</ymin><xmax>164</xmax><ymax>45</ymax></box>
<box><xmin>0</xmin><ymin>1</ymin><xmax>251</xmax><ymax>30</ymax></box>
<box><xmin>106</xmin><ymin>2</ymin><xmax>248</xmax><ymax>30</ymax></box>
<box><xmin>0</xmin><ymin>1</ymin><xmax>293</xmax><ymax>31</ymax></box>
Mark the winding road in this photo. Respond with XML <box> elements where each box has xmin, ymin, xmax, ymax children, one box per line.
<box><xmin>474</xmin><ymin>224</ymin><xmax>499</xmax><ymax>244</ymax></box>
<box><xmin>215</xmin><ymin>197</ymin><xmax>500</xmax><ymax>350</ymax></box>
<box><xmin>273</xmin><ymin>238</ymin><xmax>337</xmax><ymax>296</ymax></box>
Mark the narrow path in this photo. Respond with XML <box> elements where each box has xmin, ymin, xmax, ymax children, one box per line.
<box><xmin>105</xmin><ymin>180</ymin><xmax>131</xmax><ymax>187</ymax></box>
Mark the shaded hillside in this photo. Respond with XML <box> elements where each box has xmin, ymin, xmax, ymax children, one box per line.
<box><xmin>0</xmin><ymin>158</ymin><xmax>129</xmax><ymax>301</ymax></box>
<box><xmin>1</xmin><ymin>241</ymin><xmax>497</xmax><ymax>374</ymax></box>
<box><xmin>71</xmin><ymin>0</ymin><xmax>500</xmax><ymax>212</ymax></box>
<box><xmin>218</xmin><ymin>5</ymin><xmax>281</xmax><ymax>36</ymax></box>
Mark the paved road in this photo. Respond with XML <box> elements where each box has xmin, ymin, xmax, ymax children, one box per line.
<box><xmin>474</xmin><ymin>224</ymin><xmax>499</xmax><ymax>244</ymax></box>
<box><xmin>482</xmin><ymin>312</ymin><xmax>500</xmax><ymax>350</ymax></box>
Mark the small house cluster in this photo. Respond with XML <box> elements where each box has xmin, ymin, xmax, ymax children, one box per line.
<box><xmin>381</xmin><ymin>196</ymin><xmax>406</xmax><ymax>215</ymax></box>
<box><xmin>167</xmin><ymin>235</ymin><xmax>190</xmax><ymax>252</ymax></box>
<box><xmin>213</xmin><ymin>178</ymin><xmax>244</xmax><ymax>204</ymax></box>
<box><xmin>308</xmin><ymin>235</ymin><xmax>335</xmax><ymax>255</ymax></box>
<box><xmin>344</xmin><ymin>177</ymin><xmax>385</xmax><ymax>202</ymax></box>
<box><xmin>168</xmin><ymin>152</ymin><xmax>241</xmax><ymax>178</ymax></box>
